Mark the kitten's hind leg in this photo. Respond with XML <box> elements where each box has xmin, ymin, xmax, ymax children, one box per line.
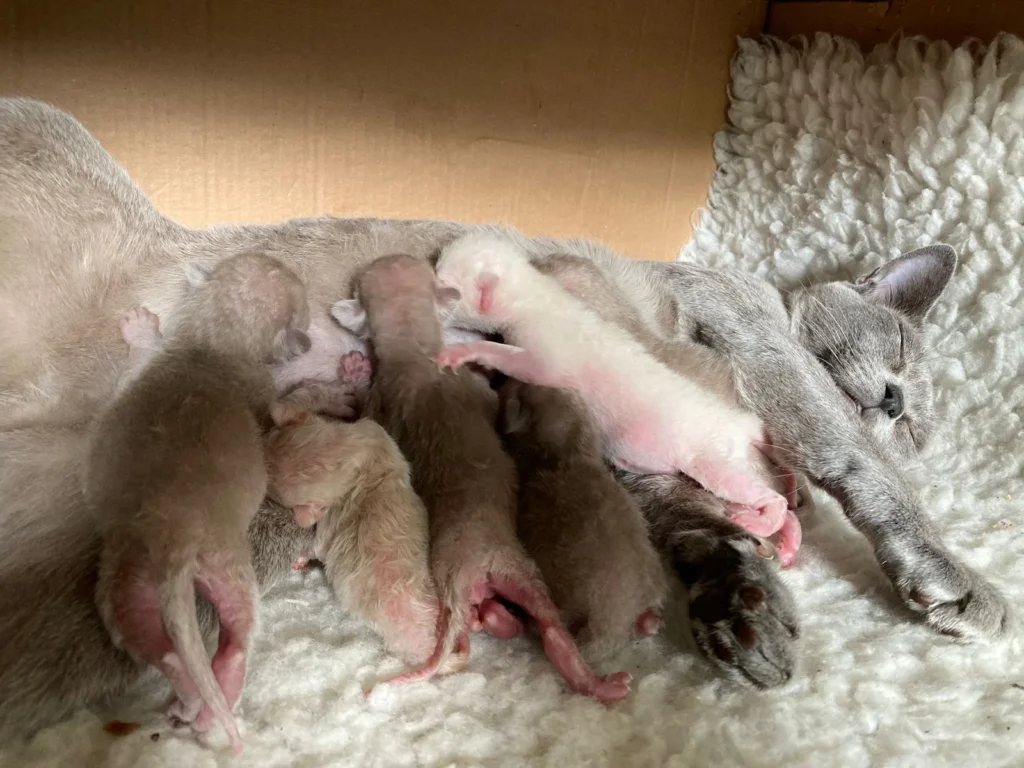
<box><xmin>686</xmin><ymin>457</ymin><xmax>789</xmax><ymax>538</ymax></box>
<box><xmin>103</xmin><ymin>567</ymin><xmax>206</xmax><ymax>722</ymax></box>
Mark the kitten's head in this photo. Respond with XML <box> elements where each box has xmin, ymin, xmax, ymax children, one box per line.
<box><xmin>790</xmin><ymin>244</ymin><xmax>956</xmax><ymax>461</ymax></box>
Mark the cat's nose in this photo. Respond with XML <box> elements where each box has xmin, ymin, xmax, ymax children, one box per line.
<box><xmin>878</xmin><ymin>383</ymin><xmax>904</xmax><ymax>419</ymax></box>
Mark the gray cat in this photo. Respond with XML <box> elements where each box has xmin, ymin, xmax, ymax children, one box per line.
<box><xmin>0</xmin><ymin>98</ymin><xmax>1008</xmax><ymax>737</ymax></box>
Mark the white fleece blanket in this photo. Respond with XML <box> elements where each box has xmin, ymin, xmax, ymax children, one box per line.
<box><xmin>6</xmin><ymin>33</ymin><xmax>1024</xmax><ymax>768</ymax></box>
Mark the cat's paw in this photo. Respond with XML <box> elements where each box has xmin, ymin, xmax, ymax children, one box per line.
<box><xmin>688</xmin><ymin>534</ymin><xmax>799</xmax><ymax>689</ymax></box>
<box><xmin>882</xmin><ymin>538</ymin><xmax>1011</xmax><ymax>641</ymax></box>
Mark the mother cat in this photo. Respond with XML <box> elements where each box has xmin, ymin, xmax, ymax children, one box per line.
<box><xmin>0</xmin><ymin>98</ymin><xmax>1009</xmax><ymax>736</ymax></box>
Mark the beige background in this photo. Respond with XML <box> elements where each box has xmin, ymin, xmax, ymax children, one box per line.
<box><xmin>0</xmin><ymin>0</ymin><xmax>765</xmax><ymax>262</ymax></box>
<box><xmin>2</xmin><ymin>1</ymin><xmax>1020</xmax><ymax>263</ymax></box>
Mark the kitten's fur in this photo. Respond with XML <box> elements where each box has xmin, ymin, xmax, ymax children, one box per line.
<box><xmin>0</xmin><ymin>98</ymin><xmax>1008</xmax><ymax>736</ymax></box>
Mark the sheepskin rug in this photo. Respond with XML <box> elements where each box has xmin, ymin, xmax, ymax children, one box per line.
<box><xmin>4</xmin><ymin>32</ymin><xmax>1024</xmax><ymax>768</ymax></box>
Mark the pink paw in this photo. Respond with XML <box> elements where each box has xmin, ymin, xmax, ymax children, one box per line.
<box><xmin>435</xmin><ymin>344</ymin><xmax>478</xmax><ymax>371</ymax></box>
<box><xmin>338</xmin><ymin>351</ymin><xmax>372</xmax><ymax>387</ymax></box>
<box><xmin>726</xmin><ymin>505</ymin><xmax>779</xmax><ymax>538</ymax></box>
<box><xmin>292</xmin><ymin>557</ymin><xmax>310</xmax><ymax>571</ymax></box>
<box><xmin>634</xmin><ymin>609</ymin><xmax>663</xmax><ymax>638</ymax></box>
<box><xmin>190</xmin><ymin>705</ymin><xmax>215</xmax><ymax>733</ymax></box>
<box><xmin>725</xmin><ymin>492</ymin><xmax>788</xmax><ymax>538</ymax></box>
<box><xmin>593</xmin><ymin>671</ymin><xmax>632</xmax><ymax>702</ymax></box>
<box><xmin>119</xmin><ymin>307</ymin><xmax>160</xmax><ymax>348</ymax></box>
<box><xmin>478</xmin><ymin>598</ymin><xmax>525</xmax><ymax>639</ymax></box>
<box><xmin>292</xmin><ymin>503</ymin><xmax>325</xmax><ymax>529</ymax></box>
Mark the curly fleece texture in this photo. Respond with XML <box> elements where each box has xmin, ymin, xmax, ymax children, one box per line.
<box><xmin>5</xmin><ymin>33</ymin><xmax>1024</xmax><ymax>768</ymax></box>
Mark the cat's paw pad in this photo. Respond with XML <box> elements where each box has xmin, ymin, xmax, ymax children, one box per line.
<box><xmin>689</xmin><ymin>534</ymin><xmax>799</xmax><ymax>689</ymax></box>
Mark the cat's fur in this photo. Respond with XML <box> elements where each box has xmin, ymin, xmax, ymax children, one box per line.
<box><xmin>0</xmin><ymin>98</ymin><xmax>1008</xmax><ymax>736</ymax></box>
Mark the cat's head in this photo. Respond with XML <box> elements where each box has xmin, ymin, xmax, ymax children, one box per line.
<box><xmin>789</xmin><ymin>244</ymin><xmax>956</xmax><ymax>462</ymax></box>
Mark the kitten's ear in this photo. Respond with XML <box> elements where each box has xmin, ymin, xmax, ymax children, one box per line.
<box><xmin>331</xmin><ymin>299</ymin><xmax>369</xmax><ymax>338</ymax></box>
<box><xmin>497</xmin><ymin>382</ymin><xmax>527</xmax><ymax>435</ymax></box>
<box><xmin>435</xmin><ymin>284</ymin><xmax>461</xmax><ymax>324</ymax></box>
<box><xmin>184</xmin><ymin>261</ymin><xmax>212</xmax><ymax>289</ymax></box>
<box><xmin>292</xmin><ymin>503</ymin><xmax>326</xmax><ymax>528</ymax></box>
<box><xmin>476</xmin><ymin>272</ymin><xmax>499</xmax><ymax>313</ymax></box>
<box><xmin>272</xmin><ymin>327</ymin><xmax>312</xmax><ymax>362</ymax></box>
<box><xmin>854</xmin><ymin>244</ymin><xmax>957</xmax><ymax>324</ymax></box>
<box><xmin>270</xmin><ymin>401</ymin><xmax>312</xmax><ymax>428</ymax></box>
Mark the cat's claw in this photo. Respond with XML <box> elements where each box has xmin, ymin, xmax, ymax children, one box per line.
<box><xmin>881</xmin><ymin>537</ymin><xmax>1011</xmax><ymax>641</ymax></box>
<box><xmin>772</xmin><ymin>510</ymin><xmax>802</xmax><ymax>568</ymax></box>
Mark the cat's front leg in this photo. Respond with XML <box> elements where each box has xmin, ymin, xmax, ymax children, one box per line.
<box><xmin>820</xmin><ymin>447</ymin><xmax>1010</xmax><ymax>641</ymax></box>
<box><xmin>618</xmin><ymin>471</ymin><xmax>799</xmax><ymax>689</ymax></box>
<box><xmin>738</xmin><ymin>342</ymin><xmax>1010</xmax><ymax>641</ymax></box>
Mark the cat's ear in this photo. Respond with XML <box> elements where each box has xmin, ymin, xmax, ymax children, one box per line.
<box><xmin>853</xmin><ymin>244</ymin><xmax>957</xmax><ymax>324</ymax></box>
<box><xmin>184</xmin><ymin>261</ymin><xmax>212</xmax><ymax>289</ymax></box>
<box><xmin>331</xmin><ymin>298</ymin><xmax>369</xmax><ymax>338</ymax></box>
<box><xmin>434</xmin><ymin>284</ymin><xmax>461</xmax><ymax>324</ymax></box>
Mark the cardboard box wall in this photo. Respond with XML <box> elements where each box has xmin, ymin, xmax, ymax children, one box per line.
<box><xmin>2</xmin><ymin>1</ymin><xmax>1020</xmax><ymax>263</ymax></box>
<box><xmin>0</xmin><ymin>0</ymin><xmax>765</xmax><ymax>263</ymax></box>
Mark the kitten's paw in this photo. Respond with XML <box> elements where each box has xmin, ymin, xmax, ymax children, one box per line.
<box><xmin>338</xmin><ymin>350</ymin><xmax>372</xmax><ymax>390</ymax></box>
<box><xmin>477</xmin><ymin>598</ymin><xmax>525</xmax><ymax>639</ymax></box>
<box><xmin>688</xmin><ymin>534</ymin><xmax>799</xmax><ymax>689</ymax></box>
<box><xmin>320</xmin><ymin>388</ymin><xmax>359</xmax><ymax>421</ymax></box>
<box><xmin>725</xmin><ymin>502</ymin><xmax>782</xmax><ymax>538</ymax></box>
<box><xmin>882</xmin><ymin>539</ymin><xmax>1011</xmax><ymax>641</ymax></box>
<box><xmin>119</xmin><ymin>307</ymin><xmax>161</xmax><ymax>348</ymax></box>
<box><xmin>284</xmin><ymin>379</ymin><xmax>358</xmax><ymax>420</ymax></box>
<box><xmin>634</xmin><ymin>608</ymin><xmax>663</xmax><ymax>638</ymax></box>
<box><xmin>166</xmin><ymin>696</ymin><xmax>202</xmax><ymax>726</ymax></box>
<box><xmin>435</xmin><ymin>344</ymin><xmax>478</xmax><ymax>371</ymax></box>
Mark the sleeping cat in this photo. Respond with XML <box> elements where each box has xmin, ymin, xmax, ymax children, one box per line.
<box><xmin>0</xmin><ymin>98</ymin><xmax>1009</xmax><ymax>736</ymax></box>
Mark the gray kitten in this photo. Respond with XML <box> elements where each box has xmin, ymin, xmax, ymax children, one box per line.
<box><xmin>0</xmin><ymin>98</ymin><xmax>1008</xmax><ymax>737</ymax></box>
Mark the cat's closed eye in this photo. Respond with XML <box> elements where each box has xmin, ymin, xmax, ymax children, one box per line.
<box><xmin>895</xmin><ymin>323</ymin><xmax>906</xmax><ymax>372</ymax></box>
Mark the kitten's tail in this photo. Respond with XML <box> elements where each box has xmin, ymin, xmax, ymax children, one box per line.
<box><xmin>369</xmin><ymin>577</ymin><xmax>471</xmax><ymax>692</ymax></box>
<box><xmin>161</xmin><ymin>567</ymin><xmax>243</xmax><ymax>755</ymax></box>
